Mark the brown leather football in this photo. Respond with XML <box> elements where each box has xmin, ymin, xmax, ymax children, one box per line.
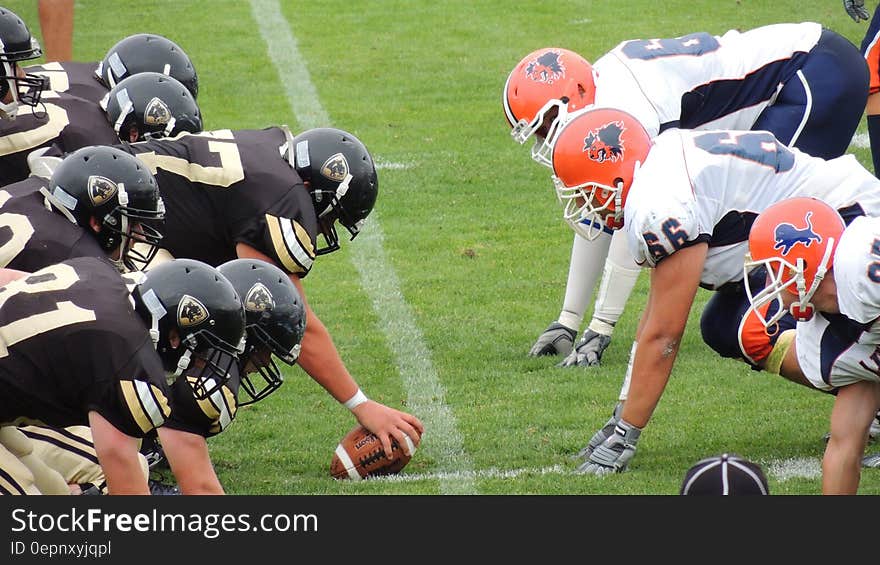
<box><xmin>330</xmin><ymin>424</ymin><xmax>416</xmax><ymax>480</ymax></box>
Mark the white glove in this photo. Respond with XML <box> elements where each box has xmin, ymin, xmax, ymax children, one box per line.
<box><xmin>558</xmin><ymin>328</ymin><xmax>612</xmax><ymax>367</ymax></box>
<box><xmin>575</xmin><ymin>418</ymin><xmax>641</xmax><ymax>475</ymax></box>
<box><xmin>844</xmin><ymin>0</ymin><xmax>870</xmax><ymax>22</ymax></box>
<box><xmin>574</xmin><ymin>402</ymin><xmax>622</xmax><ymax>462</ymax></box>
<box><xmin>528</xmin><ymin>322</ymin><xmax>576</xmax><ymax>357</ymax></box>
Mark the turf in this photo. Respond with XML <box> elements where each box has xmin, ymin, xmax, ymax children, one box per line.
<box><xmin>7</xmin><ymin>0</ymin><xmax>879</xmax><ymax>494</ymax></box>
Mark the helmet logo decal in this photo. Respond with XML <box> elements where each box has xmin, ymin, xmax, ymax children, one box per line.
<box><xmin>582</xmin><ymin>121</ymin><xmax>626</xmax><ymax>163</ymax></box>
<box><xmin>773</xmin><ymin>211</ymin><xmax>821</xmax><ymax>255</ymax></box>
<box><xmin>525</xmin><ymin>51</ymin><xmax>565</xmax><ymax>84</ymax></box>
<box><xmin>144</xmin><ymin>96</ymin><xmax>171</xmax><ymax>126</ymax></box>
<box><xmin>87</xmin><ymin>175</ymin><xmax>118</xmax><ymax>206</ymax></box>
<box><xmin>244</xmin><ymin>283</ymin><xmax>275</xmax><ymax>313</ymax></box>
<box><xmin>320</xmin><ymin>153</ymin><xmax>349</xmax><ymax>182</ymax></box>
<box><xmin>178</xmin><ymin>295</ymin><xmax>209</xmax><ymax>327</ymax></box>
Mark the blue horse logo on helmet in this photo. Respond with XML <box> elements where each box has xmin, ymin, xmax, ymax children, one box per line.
<box><xmin>773</xmin><ymin>211</ymin><xmax>822</xmax><ymax>255</ymax></box>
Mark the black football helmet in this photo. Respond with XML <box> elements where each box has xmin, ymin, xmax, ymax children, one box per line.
<box><xmin>290</xmin><ymin>127</ymin><xmax>378</xmax><ymax>255</ymax></box>
<box><xmin>0</xmin><ymin>7</ymin><xmax>48</xmax><ymax>119</ymax></box>
<box><xmin>96</xmin><ymin>33</ymin><xmax>199</xmax><ymax>99</ymax></box>
<box><xmin>132</xmin><ymin>259</ymin><xmax>246</xmax><ymax>399</ymax></box>
<box><xmin>103</xmin><ymin>72</ymin><xmax>202</xmax><ymax>141</ymax></box>
<box><xmin>45</xmin><ymin>146</ymin><xmax>165</xmax><ymax>271</ymax></box>
<box><xmin>217</xmin><ymin>258</ymin><xmax>306</xmax><ymax>406</ymax></box>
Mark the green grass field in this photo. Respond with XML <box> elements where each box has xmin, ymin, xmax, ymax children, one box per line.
<box><xmin>8</xmin><ymin>0</ymin><xmax>880</xmax><ymax>495</ymax></box>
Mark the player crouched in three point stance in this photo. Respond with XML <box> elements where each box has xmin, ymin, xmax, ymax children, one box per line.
<box><xmin>547</xmin><ymin>106</ymin><xmax>880</xmax><ymax>476</ymax></box>
<box><xmin>746</xmin><ymin>198</ymin><xmax>880</xmax><ymax>494</ymax></box>
<box><xmin>0</xmin><ymin>257</ymin><xmax>245</xmax><ymax>495</ymax></box>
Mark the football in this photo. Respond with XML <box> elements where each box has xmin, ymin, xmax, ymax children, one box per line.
<box><xmin>330</xmin><ymin>424</ymin><xmax>416</xmax><ymax>480</ymax></box>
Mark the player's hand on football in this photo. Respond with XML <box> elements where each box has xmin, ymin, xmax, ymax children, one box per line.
<box><xmin>575</xmin><ymin>419</ymin><xmax>641</xmax><ymax>475</ymax></box>
<box><xmin>528</xmin><ymin>322</ymin><xmax>576</xmax><ymax>357</ymax></box>
<box><xmin>351</xmin><ymin>401</ymin><xmax>424</xmax><ymax>459</ymax></box>
<box><xmin>557</xmin><ymin>328</ymin><xmax>612</xmax><ymax>367</ymax></box>
<box><xmin>573</xmin><ymin>402</ymin><xmax>623</xmax><ymax>461</ymax></box>
<box><xmin>844</xmin><ymin>0</ymin><xmax>870</xmax><ymax>22</ymax></box>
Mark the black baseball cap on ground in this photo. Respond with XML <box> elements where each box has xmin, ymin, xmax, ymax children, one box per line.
<box><xmin>680</xmin><ymin>453</ymin><xmax>769</xmax><ymax>495</ymax></box>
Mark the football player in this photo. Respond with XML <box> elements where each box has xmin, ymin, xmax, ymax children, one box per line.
<box><xmin>0</xmin><ymin>7</ymin><xmax>49</xmax><ymax>121</ymax></box>
<box><xmin>25</xmin><ymin>32</ymin><xmax>198</xmax><ymax>103</ymax></box>
<box><xmin>113</xmin><ymin>126</ymin><xmax>424</xmax><ymax>458</ymax></box>
<box><xmin>745</xmin><ymin>198</ymin><xmax>880</xmax><ymax>494</ymax></box>
<box><xmin>0</xmin><ymin>144</ymin><xmax>166</xmax><ymax>273</ymax></box>
<box><xmin>503</xmin><ymin>22</ymin><xmax>869</xmax><ymax>369</ymax></box>
<box><xmin>102</xmin><ymin>258</ymin><xmax>308</xmax><ymax>481</ymax></box>
<box><xmin>548</xmin><ymin>107</ymin><xmax>880</xmax><ymax>475</ymax></box>
<box><xmin>0</xmin><ymin>147</ymin><xmax>283</xmax><ymax>495</ymax></box>
<box><xmin>0</xmin><ymin>70</ymin><xmax>202</xmax><ymax>186</ymax></box>
<box><xmin>0</xmin><ymin>257</ymin><xmax>245</xmax><ymax>495</ymax></box>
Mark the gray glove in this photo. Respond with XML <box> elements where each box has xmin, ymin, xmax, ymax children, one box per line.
<box><xmin>528</xmin><ymin>322</ymin><xmax>576</xmax><ymax>357</ymax></box>
<box><xmin>575</xmin><ymin>419</ymin><xmax>641</xmax><ymax>475</ymax></box>
<box><xmin>573</xmin><ymin>402</ymin><xmax>623</xmax><ymax>462</ymax></box>
<box><xmin>844</xmin><ymin>0</ymin><xmax>870</xmax><ymax>22</ymax></box>
<box><xmin>863</xmin><ymin>452</ymin><xmax>880</xmax><ymax>468</ymax></box>
<box><xmin>557</xmin><ymin>328</ymin><xmax>612</xmax><ymax>367</ymax></box>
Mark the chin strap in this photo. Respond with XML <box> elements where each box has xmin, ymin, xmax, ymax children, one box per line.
<box><xmin>789</xmin><ymin>237</ymin><xmax>835</xmax><ymax>322</ymax></box>
<box><xmin>139</xmin><ymin>288</ymin><xmax>166</xmax><ymax>347</ymax></box>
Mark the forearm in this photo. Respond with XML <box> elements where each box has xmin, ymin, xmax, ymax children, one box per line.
<box><xmin>158</xmin><ymin>427</ymin><xmax>224</xmax><ymax>495</ymax></box>
<box><xmin>621</xmin><ymin>331</ymin><xmax>680</xmax><ymax>428</ymax></box>
<box><xmin>88</xmin><ymin>412</ymin><xmax>149</xmax><ymax>495</ymax></box>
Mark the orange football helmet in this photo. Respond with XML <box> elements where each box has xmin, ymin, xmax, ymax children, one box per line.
<box><xmin>744</xmin><ymin>197</ymin><xmax>845</xmax><ymax>327</ymax></box>
<box><xmin>550</xmin><ymin>107</ymin><xmax>652</xmax><ymax>240</ymax></box>
<box><xmin>502</xmin><ymin>47</ymin><xmax>597</xmax><ymax>167</ymax></box>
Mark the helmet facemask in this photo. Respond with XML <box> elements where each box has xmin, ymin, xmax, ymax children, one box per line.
<box><xmin>553</xmin><ymin>176</ymin><xmax>625</xmax><ymax>241</ymax></box>
<box><xmin>238</xmin><ymin>322</ymin><xmax>301</xmax><ymax>407</ymax></box>
<box><xmin>94</xmin><ymin>183</ymin><xmax>166</xmax><ymax>272</ymax></box>
<box><xmin>743</xmin><ymin>239</ymin><xmax>835</xmax><ymax>330</ymax></box>
<box><xmin>313</xmin><ymin>173</ymin><xmax>366</xmax><ymax>256</ymax></box>
<box><xmin>0</xmin><ymin>56</ymin><xmax>49</xmax><ymax>120</ymax></box>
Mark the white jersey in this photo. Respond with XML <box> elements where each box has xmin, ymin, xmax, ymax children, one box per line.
<box><xmin>796</xmin><ymin>216</ymin><xmax>880</xmax><ymax>389</ymax></box>
<box><xmin>593</xmin><ymin>23</ymin><xmax>823</xmax><ymax>138</ymax></box>
<box><xmin>624</xmin><ymin>129</ymin><xmax>880</xmax><ymax>289</ymax></box>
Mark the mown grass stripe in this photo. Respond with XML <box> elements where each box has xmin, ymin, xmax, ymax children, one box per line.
<box><xmin>249</xmin><ymin>0</ymin><xmax>476</xmax><ymax>494</ymax></box>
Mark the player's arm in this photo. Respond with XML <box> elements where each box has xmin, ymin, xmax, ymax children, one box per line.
<box><xmin>156</xmin><ymin>426</ymin><xmax>224</xmax><ymax>495</ymax></box>
<box><xmin>87</xmin><ymin>410</ymin><xmax>149</xmax><ymax>495</ymax></box>
<box><xmin>235</xmin><ymin>242</ymin><xmax>423</xmax><ymax>457</ymax></box>
<box><xmin>621</xmin><ymin>242</ymin><xmax>707</xmax><ymax>428</ymax></box>
<box><xmin>823</xmin><ymin>380</ymin><xmax>880</xmax><ymax>494</ymax></box>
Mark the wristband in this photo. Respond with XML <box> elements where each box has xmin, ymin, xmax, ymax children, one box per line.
<box><xmin>343</xmin><ymin>388</ymin><xmax>369</xmax><ymax>410</ymax></box>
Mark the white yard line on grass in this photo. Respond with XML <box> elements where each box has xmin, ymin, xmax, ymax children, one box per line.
<box><xmin>764</xmin><ymin>457</ymin><xmax>822</xmax><ymax>482</ymax></box>
<box><xmin>250</xmin><ymin>0</ymin><xmax>476</xmax><ymax>495</ymax></box>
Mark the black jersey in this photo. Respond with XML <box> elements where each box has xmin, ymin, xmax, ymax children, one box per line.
<box><xmin>0</xmin><ymin>176</ymin><xmax>108</xmax><ymax>271</ymax></box>
<box><xmin>0</xmin><ymin>257</ymin><xmax>170</xmax><ymax>437</ymax></box>
<box><xmin>117</xmin><ymin>127</ymin><xmax>319</xmax><ymax>276</ymax></box>
<box><xmin>164</xmin><ymin>365</ymin><xmax>240</xmax><ymax>438</ymax></box>
<box><xmin>24</xmin><ymin>61</ymin><xmax>108</xmax><ymax>104</ymax></box>
<box><xmin>0</xmin><ymin>90</ymin><xmax>119</xmax><ymax>185</ymax></box>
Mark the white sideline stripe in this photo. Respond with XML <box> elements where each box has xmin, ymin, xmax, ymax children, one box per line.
<box><xmin>250</xmin><ymin>0</ymin><xmax>476</xmax><ymax>495</ymax></box>
<box><xmin>851</xmin><ymin>132</ymin><xmax>870</xmax><ymax>150</ymax></box>
<box><xmin>350</xmin><ymin>222</ymin><xmax>476</xmax><ymax>494</ymax></box>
